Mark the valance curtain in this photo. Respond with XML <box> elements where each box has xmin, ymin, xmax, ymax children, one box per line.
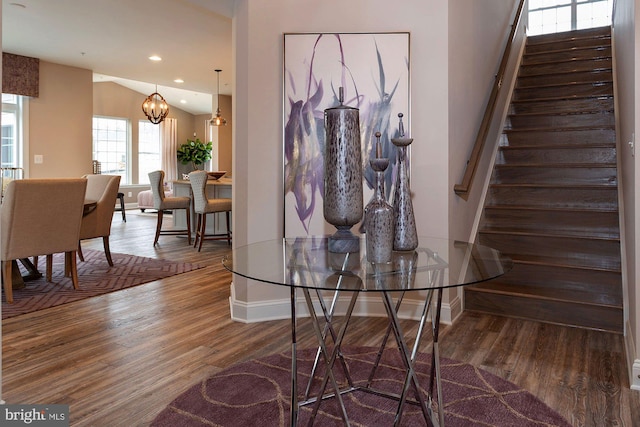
<box><xmin>2</xmin><ymin>53</ymin><xmax>39</xmax><ymax>97</ymax></box>
<box><xmin>160</xmin><ymin>118</ymin><xmax>178</xmax><ymax>188</ymax></box>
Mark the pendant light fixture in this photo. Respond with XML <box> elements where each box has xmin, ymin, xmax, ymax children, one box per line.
<box><xmin>142</xmin><ymin>85</ymin><xmax>169</xmax><ymax>124</ymax></box>
<box><xmin>210</xmin><ymin>69</ymin><xmax>227</xmax><ymax>126</ymax></box>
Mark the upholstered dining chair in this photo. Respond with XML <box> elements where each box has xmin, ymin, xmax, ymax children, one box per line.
<box><xmin>1</xmin><ymin>178</ymin><xmax>87</xmax><ymax>304</ymax></box>
<box><xmin>78</xmin><ymin>174</ymin><xmax>121</xmax><ymax>266</ymax></box>
<box><xmin>148</xmin><ymin>170</ymin><xmax>191</xmax><ymax>245</ymax></box>
<box><xmin>189</xmin><ymin>170</ymin><xmax>232</xmax><ymax>251</ymax></box>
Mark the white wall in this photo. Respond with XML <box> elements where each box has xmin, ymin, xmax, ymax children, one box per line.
<box><xmin>613</xmin><ymin>0</ymin><xmax>640</xmax><ymax>389</ymax></box>
<box><xmin>232</xmin><ymin>0</ymin><xmax>449</xmax><ymax>320</ymax></box>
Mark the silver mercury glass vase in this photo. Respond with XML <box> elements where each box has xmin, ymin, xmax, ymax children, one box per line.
<box><xmin>323</xmin><ymin>87</ymin><xmax>363</xmax><ymax>253</ymax></box>
<box><xmin>365</xmin><ymin>132</ymin><xmax>394</xmax><ymax>263</ymax></box>
<box><xmin>391</xmin><ymin>113</ymin><xmax>418</xmax><ymax>251</ymax></box>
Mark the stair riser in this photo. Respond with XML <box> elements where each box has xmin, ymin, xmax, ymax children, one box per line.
<box><xmin>517</xmin><ymin>70</ymin><xmax>612</xmax><ymax>89</ymax></box>
<box><xmin>523</xmin><ymin>46</ymin><xmax>611</xmax><ymax>65</ymax></box>
<box><xmin>482</xmin><ymin>209</ymin><xmax>620</xmax><ymax>238</ymax></box>
<box><xmin>502</xmin><ymin>129</ymin><xmax>616</xmax><ymax>146</ymax></box>
<box><xmin>493</xmin><ymin>166</ymin><xmax>617</xmax><ymax>186</ymax></box>
<box><xmin>464</xmin><ymin>290</ymin><xmax>623</xmax><ymax>333</ymax></box>
<box><xmin>513</xmin><ymin>82</ymin><xmax>613</xmax><ymax>101</ymax></box>
<box><xmin>487</xmin><ymin>186</ymin><xmax>618</xmax><ymax>209</ymax></box>
<box><xmin>488</xmin><ymin>263</ymin><xmax>622</xmax><ymax>302</ymax></box>
<box><xmin>498</xmin><ymin>147</ymin><xmax>616</xmax><ymax>165</ymax></box>
<box><xmin>510</xmin><ymin>96</ymin><xmax>613</xmax><ymax>115</ymax></box>
<box><xmin>477</xmin><ymin>232</ymin><xmax>621</xmax><ymax>270</ymax></box>
<box><xmin>520</xmin><ymin>58</ymin><xmax>612</xmax><ymax>76</ymax></box>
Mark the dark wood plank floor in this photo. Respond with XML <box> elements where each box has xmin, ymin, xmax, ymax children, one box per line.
<box><xmin>2</xmin><ymin>211</ymin><xmax>639</xmax><ymax>426</ymax></box>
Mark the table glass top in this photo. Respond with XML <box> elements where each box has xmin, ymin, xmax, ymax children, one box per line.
<box><xmin>223</xmin><ymin>236</ymin><xmax>512</xmax><ymax>292</ymax></box>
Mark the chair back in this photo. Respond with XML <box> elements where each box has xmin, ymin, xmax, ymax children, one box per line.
<box><xmin>1</xmin><ymin>178</ymin><xmax>87</xmax><ymax>260</ymax></box>
<box><xmin>189</xmin><ymin>170</ymin><xmax>209</xmax><ymax>214</ymax></box>
<box><xmin>80</xmin><ymin>174</ymin><xmax>121</xmax><ymax>239</ymax></box>
<box><xmin>148</xmin><ymin>170</ymin><xmax>166</xmax><ymax>209</ymax></box>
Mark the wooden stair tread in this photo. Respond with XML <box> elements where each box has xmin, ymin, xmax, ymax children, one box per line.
<box><xmin>494</xmin><ymin>162</ymin><xmax>616</xmax><ymax>168</ymax></box>
<box><xmin>499</xmin><ymin>143</ymin><xmax>615</xmax><ymax>149</ymax></box>
<box><xmin>479</xmin><ymin>228</ymin><xmax>620</xmax><ymax>242</ymax></box>
<box><xmin>467</xmin><ymin>282</ymin><xmax>622</xmax><ymax>308</ymax></box>
<box><xmin>484</xmin><ymin>205</ymin><xmax>618</xmax><ymax>213</ymax></box>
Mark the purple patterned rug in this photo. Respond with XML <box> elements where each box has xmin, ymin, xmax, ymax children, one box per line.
<box><xmin>152</xmin><ymin>346</ymin><xmax>571</xmax><ymax>426</ymax></box>
<box><xmin>2</xmin><ymin>249</ymin><xmax>203</xmax><ymax>319</ymax></box>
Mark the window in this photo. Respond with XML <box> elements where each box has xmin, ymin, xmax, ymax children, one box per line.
<box><xmin>92</xmin><ymin>117</ymin><xmax>129</xmax><ymax>184</ymax></box>
<box><xmin>138</xmin><ymin>120</ymin><xmax>161</xmax><ymax>184</ymax></box>
<box><xmin>528</xmin><ymin>0</ymin><xmax>613</xmax><ymax>36</ymax></box>
<box><xmin>2</xmin><ymin>94</ymin><xmax>24</xmax><ymax>169</ymax></box>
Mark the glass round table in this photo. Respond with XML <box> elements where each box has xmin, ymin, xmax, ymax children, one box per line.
<box><xmin>223</xmin><ymin>236</ymin><xmax>512</xmax><ymax>426</ymax></box>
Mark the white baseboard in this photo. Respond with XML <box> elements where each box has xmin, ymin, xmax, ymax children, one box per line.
<box><xmin>229</xmin><ymin>282</ymin><xmax>460</xmax><ymax>325</ymax></box>
<box><xmin>625</xmin><ymin>320</ymin><xmax>640</xmax><ymax>390</ymax></box>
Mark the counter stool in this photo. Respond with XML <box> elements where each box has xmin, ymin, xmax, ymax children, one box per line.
<box><xmin>189</xmin><ymin>170</ymin><xmax>231</xmax><ymax>251</ymax></box>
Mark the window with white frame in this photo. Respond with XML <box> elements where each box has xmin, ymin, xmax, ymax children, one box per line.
<box><xmin>138</xmin><ymin>120</ymin><xmax>161</xmax><ymax>184</ymax></box>
<box><xmin>92</xmin><ymin>116</ymin><xmax>129</xmax><ymax>184</ymax></box>
<box><xmin>528</xmin><ymin>0</ymin><xmax>613</xmax><ymax>36</ymax></box>
<box><xmin>2</xmin><ymin>94</ymin><xmax>24</xmax><ymax>169</ymax></box>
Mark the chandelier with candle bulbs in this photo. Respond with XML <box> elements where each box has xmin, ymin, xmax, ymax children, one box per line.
<box><xmin>142</xmin><ymin>86</ymin><xmax>169</xmax><ymax>124</ymax></box>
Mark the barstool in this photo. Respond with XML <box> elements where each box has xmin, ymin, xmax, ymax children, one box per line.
<box><xmin>189</xmin><ymin>170</ymin><xmax>231</xmax><ymax>251</ymax></box>
<box><xmin>148</xmin><ymin>170</ymin><xmax>191</xmax><ymax>245</ymax></box>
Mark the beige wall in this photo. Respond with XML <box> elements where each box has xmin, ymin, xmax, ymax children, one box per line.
<box><xmin>232</xmin><ymin>0</ymin><xmax>451</xmax><ymax>318</ymax></box>
<box><xmin>28</xmin><ymin>61</ymin><xmax>93</xmax><ymax>178</ymax></box>
<box><xmin>218</xmin><ymin>95</ymin><xmax>232</xmax><ymax>174</ymax></box>
<box><xmin>613</xmin><ymin>0</ymin><xmax>640</xmax><ymax>389</ymax></box>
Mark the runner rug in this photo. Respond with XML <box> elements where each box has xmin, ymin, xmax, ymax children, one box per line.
<box><xmin>152</xmin><ymin>346</ymin><xmax>571</xmax><ymax>427</ymax></box>
<box><xmin>2</xmin><ymin>249</ymin><xmax>203</xmax><ymax>319</ymax></box>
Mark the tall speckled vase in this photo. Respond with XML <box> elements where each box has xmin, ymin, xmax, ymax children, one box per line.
<box><xmin>323</xmin><ymin>88</ymin><xmax>363</xmax><ymax>253</ymax></box>
<box><xmin>391</xmin><ymin>113</ymin><xmax>418</xmax><ymax>251</ymax></box>
<box><xmin>365</xmin><ymin>132</ymin><xmax>394</xmax><ymax>263</ymax></box>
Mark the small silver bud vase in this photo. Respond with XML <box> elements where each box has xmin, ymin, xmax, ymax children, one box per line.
<box><xmin>391</xmin><ymin>113</ymin><xmax>418</xmax><ymax>251</ymax></box>
<box><xmin>323</xmin><ymin>87</ymin><xmax>363</xmax><ymax>253</ymax></box>
<box><xmin>365</xmin><ymin>132</ymin><xmax>394</xmax><ymax>263</ymax></box>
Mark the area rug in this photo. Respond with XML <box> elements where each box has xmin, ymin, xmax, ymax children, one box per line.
<box><xmin>2</xmin><ymin>249</ymin><xmax>203</xmax><ymax>319</ymax></box>
<box><xmin>152</xmin><ymin>346</ymin><xmax>571</xmax><ymax>427</ymax></box>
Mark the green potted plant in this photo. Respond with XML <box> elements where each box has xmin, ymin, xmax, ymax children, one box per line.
<box><xmin>177</xmin><ymin>138</ymin><xmax>213</xmax><ymax>170</ymax></box>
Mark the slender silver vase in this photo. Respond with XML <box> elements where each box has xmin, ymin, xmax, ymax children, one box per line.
<box><xmin>323</xmin><ymin>88</ymin><xmax>363</xmax><ymax>253</ymax></box>
<box><xmin>365</xmin><ymin>132</ymin><xmax>394</xmax><ymax>263</ymax></box>
<box><xmin>391</xmin><ymin>113</ymin><xmax>418</xmax><ymax>251</ymax></box>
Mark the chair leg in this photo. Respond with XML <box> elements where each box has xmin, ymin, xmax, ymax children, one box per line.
<box><xmin>2</xmin><ymin>260</ymin><xmax>14</xmax><ymax>304</ymax></box>
<box><xmin>185</xmin><ymin>207</ymin><xmax>192</xmax><ymax>246</ymax></box>
<box><xmin>78</xmin><ymin>241</ymin><xmax>85</xmax><ymax>262</ymax></box>
<box><xmin>68</xmin><ymin>251</ymin><xmax>80</xmax><ymax>290</ymax></box>
<box><xmin>33</xmin><ymin>255</ymin><xmax>39</xmax><ymax>270</ymax></box>
<box><xmin>197</xmin><ymin>214</ymin><xmax>207</xmax><ymax>252</ymax></box>
<box><xmin>194</xmin><ymin>213</ymin><xmax>202</xmax><ymax>248</ymax></box>
<box><xmin>46</xmin><ymin>254</ymin><xmax>53</xmax><ymax>281</ymax></box>
<box><xmin>154</xmin><ymin>210</ymin><xmax>164</xmax><ymax>245</ymax></box>
<box><xmin>103</xmin><ymin>236</ymin><xmax>114</xmax><ymax>267</ymax></box>
<box><xmin>226</xmin><ymin>211</ymin><xmax>231</xmax><ymax>245</ymax></box>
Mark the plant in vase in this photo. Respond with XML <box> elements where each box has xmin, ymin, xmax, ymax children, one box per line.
<box><xmin>177</xmin><ymin>138</ymin><xmax>213</xmax><ymax>171</ymax></box>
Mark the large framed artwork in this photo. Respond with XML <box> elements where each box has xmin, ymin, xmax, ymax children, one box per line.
<box><xmin>283</xmin><ymin>32</ymin><xmax>410</xmax><ymax>238</ymax></box>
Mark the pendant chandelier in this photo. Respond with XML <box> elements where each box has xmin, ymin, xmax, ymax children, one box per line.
<box><xmin>142</xmin><ymin>85</ymin><xmax>169</xmax><ymax>124</ymax></box>
<box><xmin>210</xmin><ymin>69</ymin><xmax>227</xmax><ymax>126</ymax></box>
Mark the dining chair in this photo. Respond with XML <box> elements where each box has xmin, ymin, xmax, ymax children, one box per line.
<box><xmin>78</xmin><ymin>174</ymin><xmax>121</xmax><ymax>266</ymax></box>
<box><xmin>148</xmin><ymin>170</ymin><xmax>191</xmax><ymax>245</ymax></box>
<box><xmin>189</xmin><ymin>170</ymin><xmax>232</xmax><ymax>251</ymax></box>
<box><xmin>1</xmin><ymin>178</ymin><xmax>87</xmax><ymax>304</ymax></box>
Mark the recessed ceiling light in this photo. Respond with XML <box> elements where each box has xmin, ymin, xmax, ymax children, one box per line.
<box><xmin>174</xmin><ymin>78</ymin><xmax>184</xmax><ymax>83</ymax></box>
<box><xmin>180</xmin><ymin>100</ymin><xmax>187</xmax><ymax>104</ymax></box>
<box><xmin>148</xmin><ymin>55</ymin><xmax>162</xmax><ymax>61</ymax></box>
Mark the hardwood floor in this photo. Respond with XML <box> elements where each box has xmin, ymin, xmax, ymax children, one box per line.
<box><xmin>2</xmin><ymin>211</ymin><xmax>639</xmax><ymax>426</ymax></box>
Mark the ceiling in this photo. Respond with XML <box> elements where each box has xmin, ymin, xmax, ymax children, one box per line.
<box><xmin>2</xmin><ymin>0</ymin><xmax>234</xmax><ymax>115</ymax></box>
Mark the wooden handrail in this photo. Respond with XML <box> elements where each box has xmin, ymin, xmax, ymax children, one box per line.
<box><xmin>454</xmin><ymin>0</ymin><xmax>526</xmax><ymax>199</ymax></box>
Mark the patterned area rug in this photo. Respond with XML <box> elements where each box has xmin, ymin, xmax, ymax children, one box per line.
<box><xmin>152</xmin><ymin>346</ymin><xmax>571</xmax><ymax>426</ymax></box>
<box><xmin>2</xmin><ymin>249</ymin><xmax>203</xmax><ymax>319</ymax></box>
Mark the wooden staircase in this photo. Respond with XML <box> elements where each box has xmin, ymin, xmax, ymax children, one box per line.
<box><xmin>465</xmin><ymin>26</ymin><xmax>623</xmax><ymax>333</ymax></box>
